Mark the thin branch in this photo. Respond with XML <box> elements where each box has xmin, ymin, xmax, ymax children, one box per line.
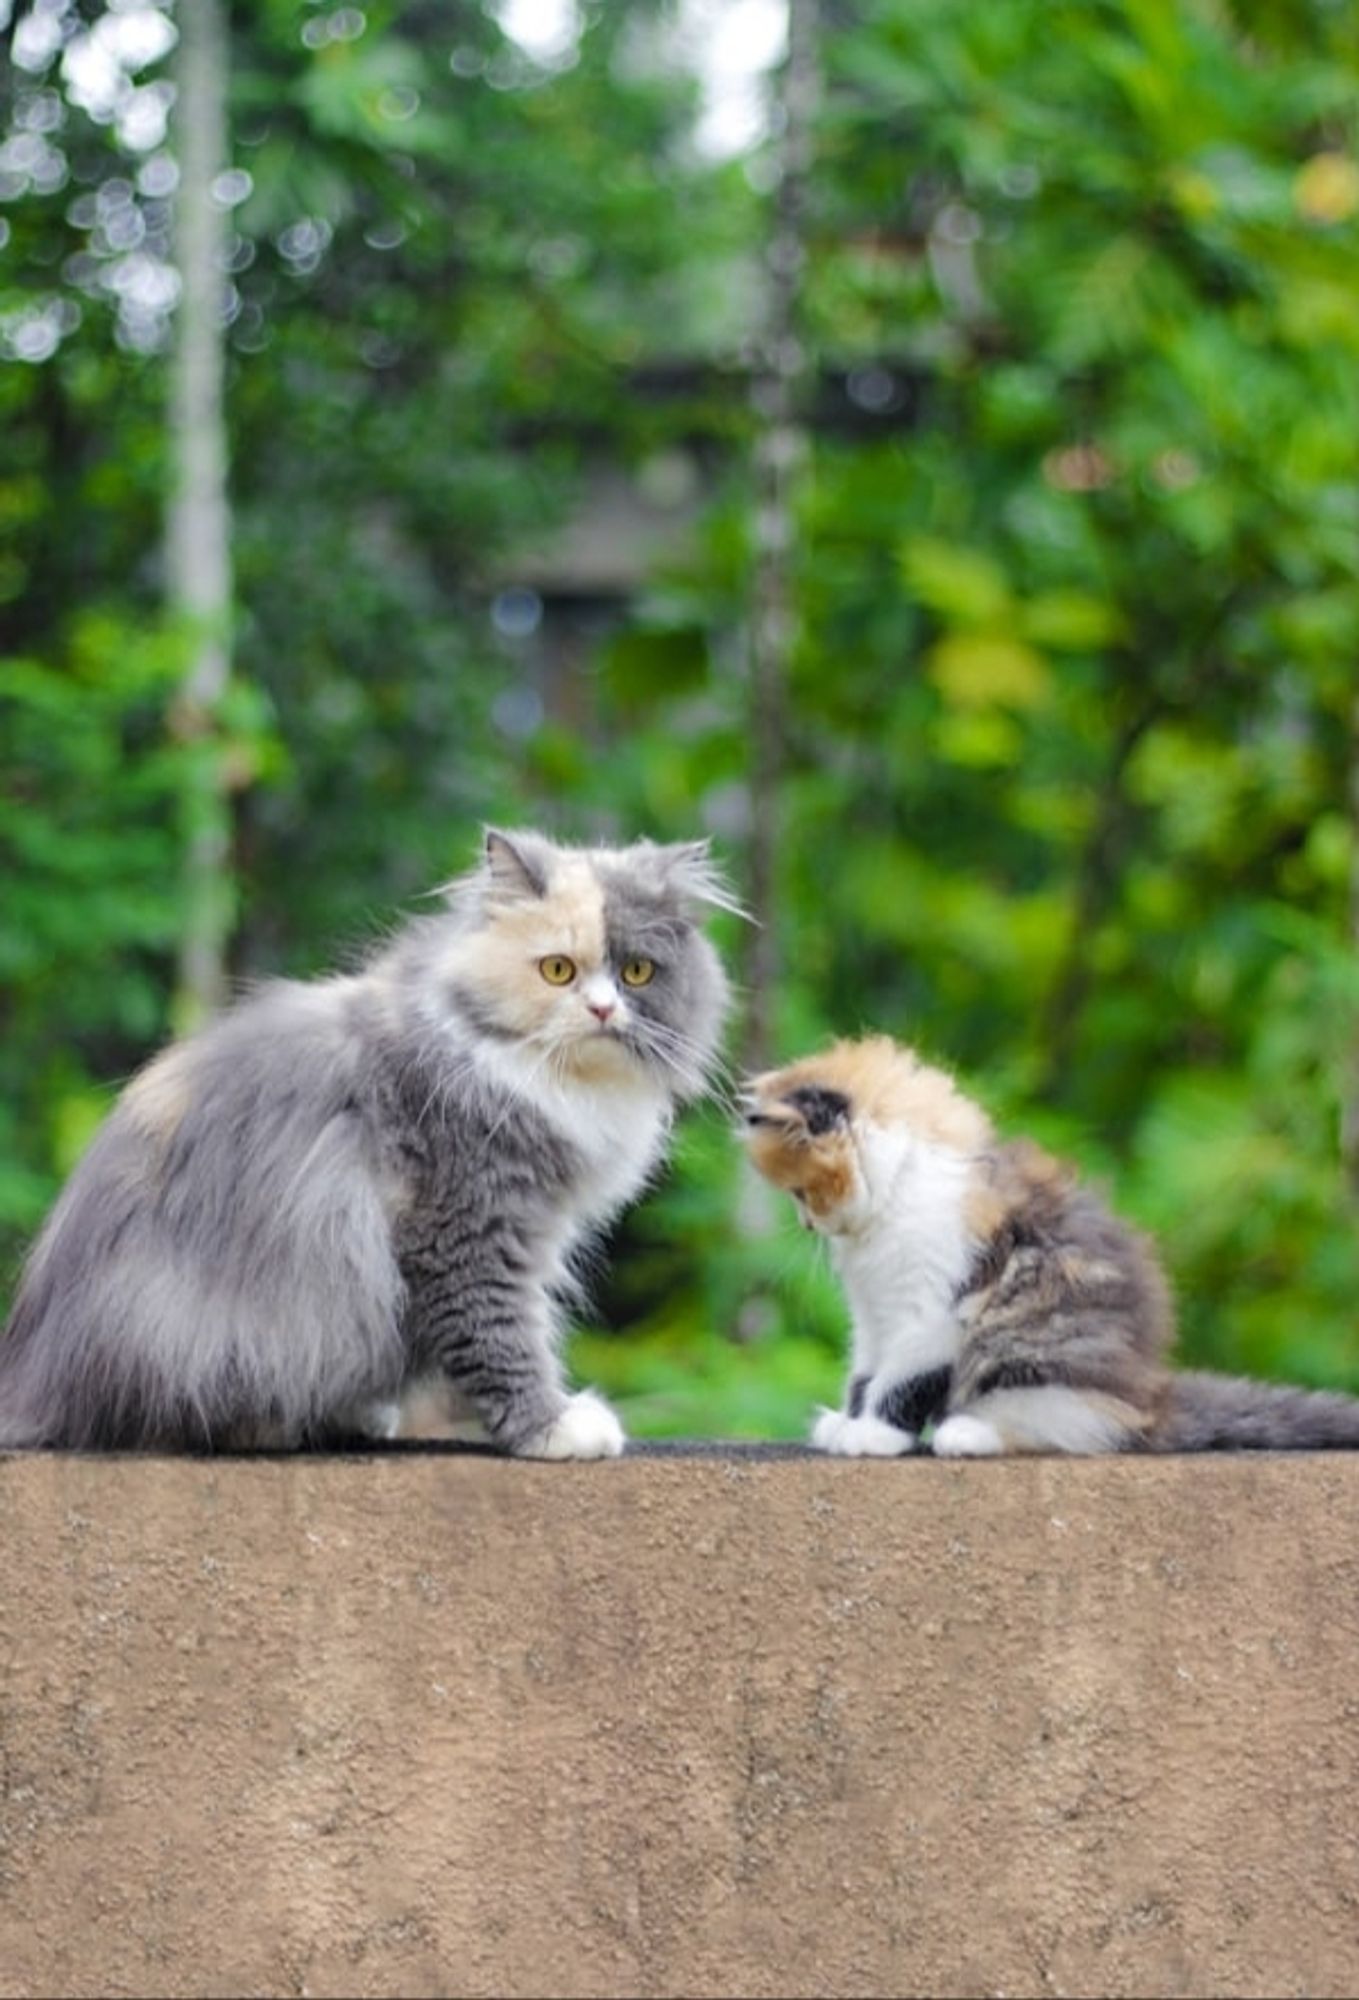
<box><xmin>744</xmin><ymin>0</ymin><xmax>819</xmax><ymax>1075</ymax></box>
<box><xmin>168</xmin><ymin>0</ymin><xmax>234</xmax><ymax>1026</ymax></box>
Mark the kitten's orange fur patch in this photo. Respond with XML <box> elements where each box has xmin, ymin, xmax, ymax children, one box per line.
<box><xmin>745</xmin><ymin>1035</ymin><xmax>992</xmax><ymax>1226</ymax></box>
<box><xmin>746</xmin><ymin>1120</ymin><xmax>857</xmax><ymax>1218</ymax></box>
<box><xmin>749</xmin><ymin>1036</ymin><xmax>993</xmax><ymax>1154</ymax></box>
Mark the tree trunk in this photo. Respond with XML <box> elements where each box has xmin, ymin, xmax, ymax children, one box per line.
<box><xmin>743</xmin><ymin>0</ymin><xmax>818</xmax><ymax>1075</ymax></box>
<box><xmin>167</xmin><ymin>0</ymin><xmax>233</xmax><ymax>1028</ymax></box>
<box><xmin>732</xmin><ymin>0</ymin><xmax>820</xmax><ymax>1319</ymax></box>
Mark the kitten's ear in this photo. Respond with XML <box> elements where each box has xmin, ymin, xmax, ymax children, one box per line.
<box><xmin>483</xmin><ymin>827</ymin><xmax>550</xmax><ymax>903</ymax></box>
<box><xmin>657</xmin><ymin>839</ymin><xmax>749</xmax><ymax>921</ymax></box>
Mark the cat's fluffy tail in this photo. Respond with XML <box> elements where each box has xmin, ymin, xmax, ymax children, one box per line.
<box><xmin>1156</xmin><ymin>1370</ymin><xmax>1359</xmax><ymax>1451</ymax></box>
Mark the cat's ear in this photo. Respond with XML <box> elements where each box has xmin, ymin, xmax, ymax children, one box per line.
<box><xmin>482</xmin><ymin>827</ymin><xmax>550</xmax><ymax>903</ymax></box>
<box><xmin>656</xmin><ymin>839</ymin><xmax>748</xmax><ymax>921</ymax></box>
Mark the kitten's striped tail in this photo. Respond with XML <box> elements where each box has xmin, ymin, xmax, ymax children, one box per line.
<box><xmin>1155</xmin><ymin>1370</ymin><xmax>1359</xmax><ymax>1452</ymax></box>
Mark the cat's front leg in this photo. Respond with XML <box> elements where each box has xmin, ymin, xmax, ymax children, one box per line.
<box><xmin>403</xmin><ymin>1255</ymin><xmax>624</xmax><ymax>1460</ymax></box>
<box><xmin>453</xmin><ymin>1301</ymin><xmax>625</xmax><ymax>1460</ymax></box>
<box><xmin>472</xmin><ymin>1301</ymin><xmax>625</xmax><ymax>1460</ymax></box>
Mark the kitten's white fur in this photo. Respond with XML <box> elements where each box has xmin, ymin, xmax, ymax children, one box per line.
<box><xmin>930</xmin><ymin>1412</ymin><xmax>1003</xmax><ymax>1457</ymax></box>
<box><xmin>940</xmin><ymin>1386</ymin><xmax>1132</xmax><ymax>1455</ymax></box>
<box><xmin>813</xmin><ymin>1408</ymin><xmax>917</xmax><ymax>1456</ymax></box>
<box><xmin>823</xmin><ymin>1138</ymin><xmax>1135</xmax><ymax>1460</ymax></box>
<box><xmin>828</xmin><ymin>1123</ymin><xmax>972</xmax><ymax>1437</ymax></box>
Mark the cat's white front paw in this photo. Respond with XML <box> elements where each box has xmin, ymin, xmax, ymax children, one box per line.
<box><xmin>518</xmin><ymin>1390</ymin><xmax>626</xmax><ymax>1461</ymax></box>
<box><xmin>931</xmin><ymin>1413</ymin><xmax>1004</xmax><ymax>1457</ymax></box>
<box><xmin>811</xmin><ymin>1408</ymin><xmax>916</xmax><ymax>1457</ymax></box>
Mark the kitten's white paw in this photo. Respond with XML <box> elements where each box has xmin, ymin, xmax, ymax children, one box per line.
<box><xmin>518</xmin><ymin>1390</ymin><xmax>626</xmax><ymax>1461</ymax></box>
<box><xmin>931</xmin><ymin>1413</ymin><xmax>1005</xmax><ymax>1457</ymax></box>
<box><xmin>811</xmin><ymin>1408</ymin><xmax>916</xmax><ymax>1457</ymax></box>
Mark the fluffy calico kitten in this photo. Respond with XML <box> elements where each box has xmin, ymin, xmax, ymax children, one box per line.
<box><xmin>744</xmin><ymin>1035</ymin><xmax>1359</xmax><ymax>1456</ymax></box>
<box><xmin>0</xmin><ymin>829</ymin><xmax>732</xmax><ymax>1457</ymax></box>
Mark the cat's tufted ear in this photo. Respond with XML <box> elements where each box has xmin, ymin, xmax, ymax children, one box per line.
<box><xmin>655</xmin><ymin>839</ymin><xmax>748</xmax><ymax>920</ymax></box>
<box><xmin>482</xmin><ymin>827</ymin><xmax>551</xmax><ymax>903</ymax></box>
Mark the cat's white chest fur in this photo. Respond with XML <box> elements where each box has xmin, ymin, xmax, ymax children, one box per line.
<box><xmin>557</xmin><ymin>1073</ymin><xmax>671</xmax><ymax>1226</ymax></box>
<box><xmin>523</xmin><ymin>1063</ymin><xmax>671</xmax><ymax>1304</ymax></box>
<box><xmin>832</xmin><ymin>1124</ymin><xmax>974</xmax><ymax>1379</ymax></box>
<box><xmin>467</xmin><ymin>1036</ymin><xmax>669</xmax><ymax>1228</ymax></box>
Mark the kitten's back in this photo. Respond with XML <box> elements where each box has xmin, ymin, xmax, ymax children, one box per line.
<box><xmin>949</xmin><ymin>1137</ymin><xmax>1172</xmax><ymax>1429</ymax></box>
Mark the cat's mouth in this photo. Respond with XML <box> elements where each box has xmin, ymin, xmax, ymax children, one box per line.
<box><xmin>568</xmin><ymin>1023</ymin><xmax>641</xmax><ymax>1067</ymax></box>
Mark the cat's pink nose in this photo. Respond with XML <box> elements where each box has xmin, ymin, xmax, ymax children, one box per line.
<box><xmin>589</xmin><ymin>1000</ymin><xmax>616</xmax><ymax>1023</ymax></box>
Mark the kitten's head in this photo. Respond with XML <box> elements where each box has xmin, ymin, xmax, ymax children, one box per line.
<box><xmin>742</xmin><ymin>1036</ymin><xmax>992</xmax><ymax>1235</ymax></box>
<box><xmin>438</xmin><ymin>828</ymin><xmax>734</xmax><ymax>1099</ymax></box>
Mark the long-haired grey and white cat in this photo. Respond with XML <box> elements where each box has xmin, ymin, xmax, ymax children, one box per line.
<box><xmin>744</xmin><ymin>1034</ymin><xmax>1359</xmax><ymax>1456</ymax></box>
<box><xmin>0</xmin><ymin>829</ymin><xmax>732</xmax><ymax>1457</ymax></box>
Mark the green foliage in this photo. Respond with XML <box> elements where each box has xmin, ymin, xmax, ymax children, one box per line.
<box><xmin>0</xmin><ymin>630</ymin><xmax>187</xmax><ymax>1254</ymax></box>
<box><xmin>3</xmin><ymin>1</ymin><xmax>1359</xmax><ymax>1430</ymax></box>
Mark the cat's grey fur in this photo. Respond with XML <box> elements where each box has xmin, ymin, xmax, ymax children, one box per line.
<box><xmin>0</xmin><ymin>829</ymin><xmax>732</xmax><ymax>1455</ymax></box>
<box><xmin>744</xmin><ymin>1035</ymin><xmax>1359</xmax><ymax>1456</ymax></box>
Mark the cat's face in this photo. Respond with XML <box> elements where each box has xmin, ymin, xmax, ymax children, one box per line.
<box><xmin>743</xmin><ymin>1037</ymin><xmax>992</xmax><ymax>1235</ymax></box>
<box><xmin>446</xmin><ymin>830</ymin><xmax>731</xmax><ymax>1099</ymax></box>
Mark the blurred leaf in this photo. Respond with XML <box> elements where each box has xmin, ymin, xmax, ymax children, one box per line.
<box><xmin>900</xmin><ymin>537</ymin><xmax>1013</xmax><ymax>625</ymax></box>
<box><xmin>928</xmin><ymin>631</ymin><xmax>1052</xmax><ymax>710</ymax></box>
<box><xmin>1021</xmin><ymin>590</ymin><xmax>1124</xmax><ymax>650</ymax></box>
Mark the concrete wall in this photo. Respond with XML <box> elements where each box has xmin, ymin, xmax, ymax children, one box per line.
<box><xmin>2</xmin><ymin>1447</ymin><xmax>1358</xmax><ymax>1999</ymax></box>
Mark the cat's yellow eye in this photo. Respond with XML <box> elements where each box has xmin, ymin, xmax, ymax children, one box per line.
<box><xmin>539</xmin><ymin>955</ymin><xmax>577</xmax><ymax>986</ymax></box>
<box><xmin>620</xmin><ymin>957</ymin><xmax>655</xmax><ymax>988</ymax></box>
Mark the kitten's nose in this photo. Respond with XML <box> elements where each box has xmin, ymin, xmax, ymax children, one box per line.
<box><xmin>588</xmin><ymin>999</ymin><xmax>616</xmax><ymax>1023</ymax></box>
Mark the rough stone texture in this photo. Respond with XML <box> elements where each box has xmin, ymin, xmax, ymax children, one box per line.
<box><xmin>2</xmin><ymin>1448</ymin><xmax>1359</xmax><ymax>1999</ymax></box>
